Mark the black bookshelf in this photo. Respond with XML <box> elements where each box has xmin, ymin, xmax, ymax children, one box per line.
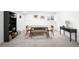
<box><xmin>4</xmin><ymin>11</ymin><xmax>17</xmax><ymax>42</ymax></box>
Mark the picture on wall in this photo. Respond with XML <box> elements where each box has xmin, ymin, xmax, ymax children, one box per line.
<box><xmin>40</xmin><ymin>16</ymin><xmax>45</xmax><ymax>19</ymax></box>
<box><xmin>47</xmin><ymin>16</ymin><xmax>54</xmax><ymax>20</ymax></box>
<box><xmin>51</xmin><ymin>16</ymin><xmax>54</xmax><ymax>20</ymax></box>
<box><xmin>34</xmin><ymin>15</ymin><xmax>38</xmax><ymax>18</ymax></box>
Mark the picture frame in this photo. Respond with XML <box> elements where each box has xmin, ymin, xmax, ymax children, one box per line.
<box><xmin>34</xmin><ymin>15</ymin><xmax>38</xmax><ymax>18</ymax></box>
<box><xmin>41</xmin><ymin>16</ymin><xmax>45</xmax><ymax>19</ymax></box>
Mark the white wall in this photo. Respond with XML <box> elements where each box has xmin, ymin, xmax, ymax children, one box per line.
<box><xmin>17</xmin><ymin>13</ymin><xmax>25</xmax><ymax>31</ymax></box>
<box><xmin>0</xmin><ymin>11</ymin><xmax>4</xmax><ymax>44</ymax></box>
<box><xmin>55</xmin><ymin>11</ymin><xmax>79</xmax><ymax>42</ymax></box>
<box><xmin>23</xmin><ymin>12</ymin><xmax>51</xmax><ymax>25</ymax></box>
<box><xmin>17</xmin><ymin>11</ymin><xmax>57</xmax><ymax>31</ymax></box>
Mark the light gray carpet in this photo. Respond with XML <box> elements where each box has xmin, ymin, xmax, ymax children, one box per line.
<box><xmin>0</xmin><ymin>31</ymin><xmax>79</xmax><ymax>47</ymax></box>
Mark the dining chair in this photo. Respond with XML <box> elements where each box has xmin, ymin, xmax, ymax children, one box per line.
<box><xmin>51</xmin><ymin>25</ymin><xmax>54</xmax><ymax>36</ymax></box>
<box><xmin>26</xmin><ymin>25</ymin><xmax>29</xmax><ymax>35</ymax></box>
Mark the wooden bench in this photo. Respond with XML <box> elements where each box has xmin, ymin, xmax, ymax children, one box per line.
<box><xmin>29</xmin><ymin>27</ymin><xmax>49</xmax><ymax>38</ymax></box>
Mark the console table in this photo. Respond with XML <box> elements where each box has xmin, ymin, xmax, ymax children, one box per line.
<box><xmin>60</xmin><ymin>26</ymin><xmax>77</xmax><ymax>42</ymax></box>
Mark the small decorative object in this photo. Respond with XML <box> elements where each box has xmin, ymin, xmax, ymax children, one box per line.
<box><xmin>14</xmin><ymin>14</ymin><xmax>17</xmax><ymax>18</ymax></box>
<box><xmin>62</xmin><ymin>25</ymin><xmax>65</xmax><ymax>27</ymax></box>
<box><xmin>9</xmin><ymin>35</ymin><xmax>12</xmax><ymax>40</ymax></box>
<box><xmin>12</xmin><ymin>27</ymin><xmax>16</xmax><ymax>31</ymax></box>
<box><xmin>65</xmin><ymin>20</ymin><xmax>70</xmax><ymax>27</ymax></box>
<box><xmin>19</xmin><ymin>16</ymin><xmax>21</xmax><ymax>19</ymax></box>
<box><xmin>41</xmin><ymin>16</ymin><xmax>45</xmax><ymax>19</ymax></box>
<box><xmin>34</xmin><ymin>15</ymin><xmax>38</xmax><ymax>18</ymax></box>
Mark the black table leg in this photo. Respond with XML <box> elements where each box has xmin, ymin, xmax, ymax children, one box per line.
<box><xmin>75</xmin><ymin>31</ymin><xmax>77</xmax><ymax>42</ymax></box>
<box><xmin>60</xmin><ymin>28</ymin><xmax>61</xmax><ymax>35</ymax></box>
<box><xmin>70</xmin><ymin>32</ymin><xmax>71</xmax><ymax>41</ymax></box>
